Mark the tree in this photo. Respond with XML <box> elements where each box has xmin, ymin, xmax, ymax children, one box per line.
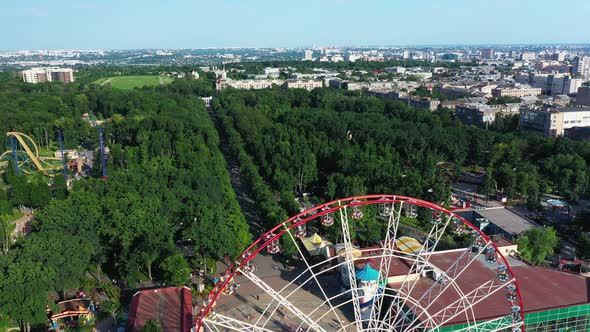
<box><xmin>53</xmin><ymin>175</ymin><xmax>68</xmax><ymax>200</ymax></box>
<box><xmin>516</xmin><ymin>227</ymin><xmax>559</xmax><ymax>265</ymax></box>
<box><xmin>20</xmin><ymin>231</ymin><xmax>95</xmax><ymax>294</ymax></box>
<box><xmin>9</xmin><ymin>176</ymin><xmax>29</xmax><ymax>207</ymax></box>
<box><xmin>574</xmin><ymin>209</ymin><xmax>590</xmax><ymax>232</ymax></box>
<box><xmin>101</xmin><ymin>299</ymin><xmax>121</xmax><ymax>331</ymax></box>
<box><xmin>578</xmin><ymin>233</ymin><xmax>590</xmax><ymax>260</ymax></box>
<box><xmin>0</xmin><ymin>190</ymin><xmax>11</xmax><ymax>215</ymax></box>
<box><xmin>0</xmin><ymin>216</ymin><xmax>11</xmax><ymax>255</ymax></box>
<box><xmin>142</xmin><ymin>320</ymin><xmax>162</xmax><ymax>332</ymax></box>
<box><xmin>160</xmin><ymin>254</ymin><xmax>190</xmax><ymax>286</ymax></box>
<box><xmin>0</xmin><ymin>258</ymin><xmax>56</xmax><ymax>330</ymax></box>
<box><xmin>327</xmin><ymin>174</ymin><xmax>337</xmax><ymax>200</ymax></box>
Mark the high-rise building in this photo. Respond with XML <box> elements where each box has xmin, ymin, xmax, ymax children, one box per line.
<box><xmin>572</xmin><ymin>56</ymin><xmax>590</xmax><ymax>79</ymax></box>
<box><xmin>402</xmin><ymin>50</ymin><xmax>411</xmax><ymax>59</ymax></box>
<box><xmin>516</xmin><ymin>73</ymin><xmax>583</xmax><ymax>95</ymax></box>
<box><xmin>303</xmin><ymin>50</ymin><xmax>313</xmax><ymax>61</ymax></box>
<box><xmin>21</xmin><ymin>67</ymin><xmax>74</xmax><ymax>84</ymax></box>
<box><xmin>551</xmin><ymin>51</ymin><xmax>567</xmax><ymax>62</ymax></box>
<box><xmin>479</xmin><ymin>48</ymin><xmax>493</xmax><ymax>60</ymax></box>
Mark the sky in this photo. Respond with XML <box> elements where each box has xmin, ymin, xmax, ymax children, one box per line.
<box><xmin>1</xmin><ymin>0</ymin><xmax>589</xmax><ymax>50</ymax></box>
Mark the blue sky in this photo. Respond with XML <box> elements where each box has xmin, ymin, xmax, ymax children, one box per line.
<box><xmin>1</xmin><ymin>0</ymin><xmax>588</xmax><ymax>50</ymax></box>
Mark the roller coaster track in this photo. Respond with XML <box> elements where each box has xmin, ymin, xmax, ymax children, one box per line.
<box><xmin>1</xmin><ymin>132</ymin><xmax>62</xmax><ymax>175</ymax></box>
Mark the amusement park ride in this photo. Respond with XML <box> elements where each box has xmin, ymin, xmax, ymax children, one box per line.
<box><xmin>0</xmin><ymin>132</ymin><xmax>63</xmax><ymax>176</ymax></box>
<box><xmin>196</xmin><ymin>195</ymin><xmax>525</xmax><ymax>332</ymax></box>
<box><xmin>0</xmin><ymin>128</ymin><xmax>108</xmax><ymax>180</ymax></box>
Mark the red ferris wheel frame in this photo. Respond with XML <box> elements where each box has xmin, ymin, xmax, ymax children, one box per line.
<box><xmin>195</xmin><ymin>194</ymin><xmax>526</xmax><ymax>330</ymax></box>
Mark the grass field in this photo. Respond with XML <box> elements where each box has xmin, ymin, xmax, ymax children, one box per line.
<box><xmin>93</xmin><ymin>75</ymin><xmax>174</xmax><ymax>90</ymax></box>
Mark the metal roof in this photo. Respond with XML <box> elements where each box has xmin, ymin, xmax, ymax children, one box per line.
<box><xmin>475</xmin><ymin>208</ymin><xmax>539</xmax><ymax>235</ymax></box>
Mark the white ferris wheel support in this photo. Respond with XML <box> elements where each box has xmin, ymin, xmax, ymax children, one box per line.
<box><xmin>195</xmin><ymin>195</ymin><xmax>525</xmax><ymax>332</ymax></box>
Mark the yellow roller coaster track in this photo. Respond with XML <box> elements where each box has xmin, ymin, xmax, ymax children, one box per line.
<box><xmin>2</xmin><ymin>132</ymin><xmax>62</xmax><ymax>175</ymax></box>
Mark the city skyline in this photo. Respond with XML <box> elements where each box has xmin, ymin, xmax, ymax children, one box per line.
<box><xmin>1</xmin><ymin>0</ymin><xmax>589</xmax><ymax>50</ymax></box>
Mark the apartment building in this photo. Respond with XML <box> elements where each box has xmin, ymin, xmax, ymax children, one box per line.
<box><xmin>573</xmin><ymin>56</ymin><xmax>590</xmax><ymax>79</ymax></box>
<box><xmin>516</xmin><ymin>73</ymin><xmax>583</xmax><ymax>95</ymax></box>
<box><xmin>519</xmin><ymin>105</ymin><xmax>590</xmax><ymax>137</ymax></box>
<box><xmin>491</xmin><ymin>86</ymin><xmax>542</xmax><ymax>98</ymax></box>
<box><xmin>215</xmin><ymin>79</ymin><xmax>283</xmax><ymax>90</ymax></box>
<box><xmin>282</xmin><ymin>79</ymin><xmax>323</xmax><ymax>91</ymax></box>
<box><xmin>21</xmin><ymin>67</ymin><xmax>75</xmax><ymax>83</ymax></box>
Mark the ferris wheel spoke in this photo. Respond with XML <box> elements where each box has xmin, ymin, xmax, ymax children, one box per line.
<box><xmin>395</xmin><ymin>241</ymin><xmax>494</xmax><ymax>331</ymax></box>
<box><xmin>203</xmin><ymin>314</ymin><xmax>276</xmax><ymax>332</ymax></box>
<box><xmin>410</xmin><ymin>277</ymin><xmax>516</xmax><ymax>331</ymax></box>
<box><xmin>240</xmin><ymin>271</ymin><xmax>328</xmax><ymax>332</ymax></box>
<box><xmin>367</xmin><ymin>200</ymin><xmax>403</xmax><ymax>330</ymax></box>
<box><xmin>283</xmin><ymin>225</ymin><xmax>348</xmax><ymax>331</ymax></box>
<box><xmin>381</xmin><ymin>213</ymin><xmax>453</xmax><ymax>330</ymax></box>
<box><xmin>302</xmin><ymin>252</ymin><xmax>434</xmax><ymax>328</ymax></box>
<box><xmin>338</xmin><ymin>202</ymin><xmax>363</xmax><ymax>331</ymax></box>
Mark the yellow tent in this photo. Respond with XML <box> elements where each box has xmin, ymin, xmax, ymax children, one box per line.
<box><xmin>335</xmin><ymin>245</ymin><xmax>363</xmax><ymax>258</ymax></box>
<box><xmin>395</xmin><ymin>236</ymin><xmax>423</xmax><ymax>255</ymax></box>
<box><xmin>301</xmin><ymin>233</ymin><xmax>332</xmax><ymax>256</ymax></box>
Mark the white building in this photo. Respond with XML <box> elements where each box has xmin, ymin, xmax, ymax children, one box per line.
<box><xmin>330</xmin><ymin>55</ymin><xmax>344</xmax><ymax>62</ymax></box>
<box><xmin>520</xmin><ymin>106</ymin><xmax>590</xmax><ymax>137</ymax></box>
<box><xmin>347</xmin><ymin>54</ymin><xmax>360</xmax><ymax>62</ymax></box>
<box><xmin>216</xmin><ymin>79</ymin><xmax>283</xmax><ymax>90</ymax></box>
<box><xmin>283</xmin><ymin>79</ymin><xmax>323</xmax><ymax>91</ymax></box>
<box><xmin>516</xmin><ymin>73</ymin><xmax>583</xmax><ymax>95</ymax></box>
<box><xmin>21</xmin><ymin>67</ymin><xmax>74</xmax><ymax>83</ymax></box>
<box><xmin>264</xmin><ymin>67</ymin><xmax>281</xmax><ymax>78</ymax></box>
<box><xmin>303</xmin><ymin>50</ymin><xmax>313</xmax><ymax>61</ymax></box>
<box><xmin>520</xmin><ymin>52</ymin><xmax>536</xmax><ymax>61</ymax></box>
<box><xmin>573</xmin><ymin>56</ymin><xmax>590</xmax><ymax>79</ymax></box>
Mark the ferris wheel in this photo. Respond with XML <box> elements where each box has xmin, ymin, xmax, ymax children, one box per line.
<box><xmin>196</xmin><ymin>195</ymin><xmax>525</xmax><ymax>332</ymax></box>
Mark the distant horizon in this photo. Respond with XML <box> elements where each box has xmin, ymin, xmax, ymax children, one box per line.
<box><xmin>1</xmin><ymin>0</ymin><xmax>588</xmax><ymax>50</ymax></box>
<box><xmin>2</xmin><ymin>42</ymin><xmax>590</xmax><ymax>53</ymax></box>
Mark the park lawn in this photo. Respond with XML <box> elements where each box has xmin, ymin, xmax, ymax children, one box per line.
<box><xmin>93</xmin><ymin>75</ymin><xmax>174</xmax><ymax>90</ymax></box>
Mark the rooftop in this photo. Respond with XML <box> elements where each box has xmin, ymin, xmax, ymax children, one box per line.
<box><xmin>474</xmin><ymin>208</ymin><xmax>539</xmax><ymax>235</ymax></box>
<box><xmin>127</xmin><ymin>286</ymin><xmax>193</xmax><ymax>332</ymax></box>
<box><xmin>388</xmin><ymin>249</ymin><xmax>590</xmax><ymax>327</ymax></box>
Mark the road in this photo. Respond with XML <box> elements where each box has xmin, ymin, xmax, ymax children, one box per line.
<box><xmin>207</xmin><ymin>107</ymin><xmax>266</xmax><ymax>239</ymax></box>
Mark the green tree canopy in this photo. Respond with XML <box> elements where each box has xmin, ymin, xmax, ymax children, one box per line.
<box><xmin>516</xmin><ymin>227</ymin><xmax>559</xmax><ymax>265</ymax></box>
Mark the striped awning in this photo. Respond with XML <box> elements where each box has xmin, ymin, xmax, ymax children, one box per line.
<box><xmin>395</xmin><ymin>236</ymin><xmax>423</xmax><ymax>254</ymax></box>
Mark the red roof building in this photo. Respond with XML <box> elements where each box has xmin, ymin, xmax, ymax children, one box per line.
<box><xmin>127</xmin><ymin>286</ymin><xmax>193</xmax><ymax>332</ymax></box>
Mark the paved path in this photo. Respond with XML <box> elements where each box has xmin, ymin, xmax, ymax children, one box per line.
<box><xmin>100</xmin><ymin>78</ymin><xmax>113</xmax><ymax>86</ymax></box>
<box><xmin>205</xmin><ymin>105</ymin><xmax>355</xmax><ymax>331</ymax></box>
<box><xmin>10</xmin><ymin>207</ymin><xmax>33</xmax><ymax>240</ymax></box>
<box><xmin>207</xmin><ymin>106</ymin><xmax>266</xmax><ymax>239</ymax></box>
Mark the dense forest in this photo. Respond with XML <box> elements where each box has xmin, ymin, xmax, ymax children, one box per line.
<box><xmin>214</xmin><ymin>87</ymin><xmax>590</xmax><ymax>210</ymax></box>
<box><xmin>0</xmin><ymin>73</ymin><xmax>252</xmax><ymax>328</ymax></box>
